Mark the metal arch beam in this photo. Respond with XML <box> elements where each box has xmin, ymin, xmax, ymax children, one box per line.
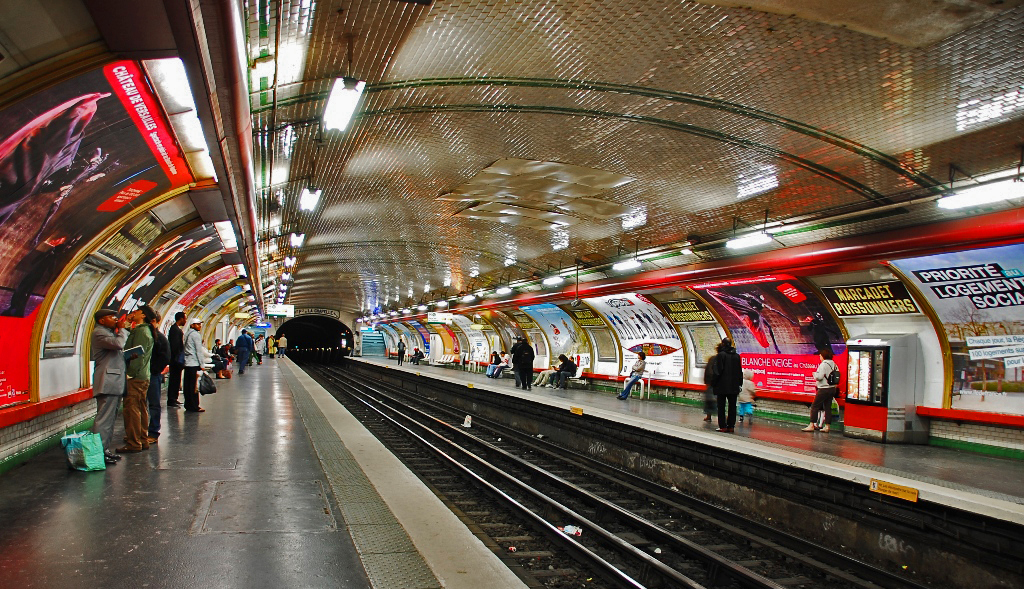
<box><xmin>273</xmin><ymin>240</ymin><xmax>551</xmax><ymax>275</ymax></box>
<box><xmin>253</xmin><ymin>76</ymin><xmax>942</xmax><ymax>191</ymax></box>
<box><xmin>359</xmin><ymin>103</ymin><xmax>892</xmax><ymax>204</ymax></box>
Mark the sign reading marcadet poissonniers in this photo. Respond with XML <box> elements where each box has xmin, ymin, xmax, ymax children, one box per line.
<box><xmin>820</xmin><ymin>281</ymin><xmax>920</xmax><ymax>316</ymax></box>
<box><xmin>663</xmin><ymin>299</ymin><xmax>716</xmax><ymax>322</ymax></box>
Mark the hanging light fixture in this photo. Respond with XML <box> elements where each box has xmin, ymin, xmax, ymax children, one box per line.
<box><xmin>323</xmin><ymin>77</ymin><xmax>366</xmax><ymax>131</ymax></box>
<box><xmin>299</xmin><ymin>187</ymin><xmax>321</xmax><ymax>211</ymax></box>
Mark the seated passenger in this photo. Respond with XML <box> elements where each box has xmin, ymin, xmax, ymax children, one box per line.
<box><xmin>410</xmin><ymin>348</ymin><xmax>425</xmax><ymax>365</ymax></box>
<box><xmin>485</xmin><ymin>351</ymin><xmax>501</xmax><ymax>376</ymax></box>
<box><xmin>554</xmin><ymin>354</ymin><xmax>578</xmax><ymax>390</ymax></box>
<box><xmin>534</xmin><ymin>364</ymin><xmax>558</xmax><ymax>387</ymax></box>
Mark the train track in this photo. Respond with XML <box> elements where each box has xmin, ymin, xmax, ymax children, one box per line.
<box><xmin>305</xmin><ymin>364</ymin><xmax>933</xmax><ymax>589</ymax></box>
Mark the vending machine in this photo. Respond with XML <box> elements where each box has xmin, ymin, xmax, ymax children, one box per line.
<box><xmin>842</xmin><ymin>334</ymin><xmax>926</xmax><ymax>443</ymax></box>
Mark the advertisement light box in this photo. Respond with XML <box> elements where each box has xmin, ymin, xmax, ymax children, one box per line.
<box><xmin>266</xmin><ymin>303</ymin><xmax>295</xmax><ymax>317</ymax></box>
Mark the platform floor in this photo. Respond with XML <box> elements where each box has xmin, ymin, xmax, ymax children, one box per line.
<box><xmin>0</xmin><ymin>358</ymin><xmax>525</xmax><ymax>589</ymax></box>
<box><xmin>353</xmin><ymin>356</ymin><xmax>1024</xmax><ymax>523</ymax></box>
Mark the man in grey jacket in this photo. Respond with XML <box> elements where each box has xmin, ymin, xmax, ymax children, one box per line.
<box><xmin>90</xmin><ymin>309</ymin><xmax>128</xmax><ymax>465</ymax></box>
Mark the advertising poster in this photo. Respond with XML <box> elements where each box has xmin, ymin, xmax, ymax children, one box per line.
<box><xmin>519</xmin><ymin>303</ymin><xmax>592</xmax><ymax>365</ymax></box>
<box><xmin>583</xmin><ymin>293</ymin><xmax>685</xmax><ymax>378</ymax></box>
<box><xmin>105</xmin><ymin>225</ymin><xmax>222</xmax><ymax>313</ymax></box>
<box><xmin>479</xmin><ymin>310</ymin><xmax>524</xmax><ymax>350</ymax></box>
<box><xmin>405</xmin><ymin>320</ymin><xmax>432</xmax><ymax>353</ymax></box>
<box><xmin>0</xmin><ymin>61</ymin><xmax>193</xmax><ymax>405</ymax></box>
<box><xmin>693</xmin><ymin>275</ymin><xmax>846</xmax><ymax>395</ymax></box>
<box><xmin>891</xmin><ymin>244</ymin><xmax>1024</xmax><ymax>414</ymax></box>
<box><xmin>178</xmin><ymin>266</ymin><xmax>238</xmax><ymax>310</ymax></box>
<box><xmin>507</xmin><ymin>308</ymin><xmax>538</xmax><ymax>330</ymax></box>
<box><xmin>450</xmin><ymin>313</ymin><xmax>489</xmax><ymax>362</ymax></box>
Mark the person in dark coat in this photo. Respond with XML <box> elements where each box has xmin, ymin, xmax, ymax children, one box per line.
<box><xmin>146</xmin><ymin>312</ymin><xmax>170</xmax><ymax>443</ymax></box>
<box><xmin>708</xmin><ymin>338</ymin><xmax>743</xmax><ymax>432</ymax></box>
<box><xmin>89</xmin><ymin>309</ymin><xmax>128</xmax><ymax>465</ymax></box>
<box><xmin>511</xmin><ymin>336</ymin><xmax>536</xmax><ymax>390</ymax></box>
<box><xmin>396</xmin><ymin>339</ymin><xmax>406</xmax><ymax>365</ymax></box>
<box><xmin>166</xmin><ymin>312</ymin><xmax>186</xmax><ymax>408</ymax></box>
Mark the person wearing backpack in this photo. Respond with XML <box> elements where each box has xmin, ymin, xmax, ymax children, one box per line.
<box><xmin>804</xmin><ymin>347</ymin><xmax>840</xmax><ymax>433</ymax></box>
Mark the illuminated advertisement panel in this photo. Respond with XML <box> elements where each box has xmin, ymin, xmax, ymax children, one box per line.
<box><xmin>406</xmin><ymin>320</ymin><xmax>432</xmax><ymax>353</ymax></box>
<box><xmin>450</xmin><ymin>314</ymin><xmax>489</xmax><ymax>362</ymax></box>
<box><xmin>519</xmin><ymin>303</ymin><xmax>592</xmax><ymax>364</ymax></box>
<box><xmin>583</xmin><ymin>293</ymin><xmax>685</xmax><ymax>378</ymax></box>
<box><xmin>105</xmin><ymin>225</ymin><xmax>222</xmax><ymax>313</ymax></box>
<box><xmin>692</xmin><ymin>275</ymin><xmax>846</xmax><ymax>395</ymax></box>
<box><xmin>891</xmin><ymin>244</ymin><xmax>1024</xmax><ymax>414</ymax></box>
<box><xmin>178</xmin><ymin>267</ymin><xmax>238</xmax><ymax>309</ymax></box>
<box><xmin>0</xmin><ymin>61</ymin><xmax>192</xmax><ymax>405</ymax></box>
<box><xmin>478</xmin><ymin>310</ymin><xmax>524</xmax><ymax>350</ymax></box>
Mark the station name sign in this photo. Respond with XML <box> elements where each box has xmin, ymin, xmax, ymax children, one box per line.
<box><xmin>663</xmin><ymin>299</ymin><xmax>716</xmax><ymax>323</ymax></box>
<box><xmin>820</xmin><ymin>281</ymin><xmax>920</xmax><ymax>316</ymax></box>
<box><xmin>295</xmin><ymin>307</ymin><xmax>340</xmax><ymax>320</ymax></box>
<box><xmin>508</xmin><ymin>309</ymin><xmax>538</xmax><ymax>330</ymax></box>
<box><xmin>562</xmin><ymin>306</ymin><xmax>606</xmax><ymax>327</ymax></box>
<box><xmin>266</xmin><ymin>303</ymin><xmax>295</xmax><ymax>317</ymax></box>
<box><xmin>427</xmin><ymin>312</ymin><xmax>454</xmax><ymax>325</ymax></box>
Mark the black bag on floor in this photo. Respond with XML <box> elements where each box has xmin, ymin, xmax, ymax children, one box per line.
<box><xmin>199</xmin><ymin>371</ymin><xmax>217</xmax><ymax>395</ymax></box>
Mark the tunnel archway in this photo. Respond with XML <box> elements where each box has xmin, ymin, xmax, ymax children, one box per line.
<box><xmin>277</xmin><ymin>315</ymin><xmax>353</xmax><ymax>352</ymax></box>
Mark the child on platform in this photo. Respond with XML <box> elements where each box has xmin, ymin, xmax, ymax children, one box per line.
<box><xmin>738</xmin><ymin>369</ymin><xmax>756</xmax><ymax>423</ymax></box>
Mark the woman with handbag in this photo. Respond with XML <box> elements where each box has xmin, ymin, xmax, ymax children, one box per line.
<box><xmin>803</xmin><ymin>347</ymin><xmax>839</xmax><ymax>432</ymax></box>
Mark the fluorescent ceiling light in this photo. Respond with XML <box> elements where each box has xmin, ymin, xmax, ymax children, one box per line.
<box><xmin>279</xmin><ymin>284</ymin><xmax>288</xmax><ymax>291</ymax></box>
<box><xmin>495</xmin><ymin>286</ymin><xmax>513</xmax><ymax>295</ymax></box>
<box><xmin>725</xmin><ymin>232</ymin><xmax>773</xmax><ymax>250</ymax></box>
<box><xmin>937</xmin><ymin>177</ymin><xmax>1024</xmax><ymax>209</ymax></box>
<box><xmin>462</xmin><ymin>294</ymin><xmax>477</xmax><ymax>303</ymax></box>
<box><xmin>612</xmin><ymin>259</ymin><xmax>642</xmax><ymax>271</ymax></box>
<box><xmin>542</xmin><ymin>275</ymin><xmax>565</xmax><ymax>286</ymax></box>
<box><xmin>680</xmin><ymin>248</ymin><xmax>694</xmax><ymax>255</ymax></box>
<box><xmin>323</xmin><ymin>77</ymin><xmax>366</xmax><ymax>132</ymax></box>
<box><xmin>214</xmin><ymin>221</ymin><xmax>237</xmax><ymax>251</ymax></box>
<box><xmin>284</xmin><ymin>256</ymin><xmax>296</xmax><ymax>267</ymax></box>
<box><xmin>281</xmin><ymin>272</ymin><xmax>292</xmax><ymax>281</ymax></box>
<box><xmin>417</xmin><ymin>304</ymin><xmax>428</xmax><ymax>311</ymax></box>
<box><xmin>299</xmin><ymin>187</ymin><xmax>321</xmax><ymax>211</ymax></box>
<box><xmin>402</xmin><ymin>308</ymin><xmax>411</xmax><ymax>314</ymax></box>
<box><xmin>290</xmin><ymin>233</ymin><xmax>305</xmax><ymax>247</ymax></box>
<box><xmin>469</xmin><ymin>269</ymin><xmax>479</xmax><ymax>278</ymax></box>
<box><xmin>389</xmin><ymin>311</ymin><xmax>398</xmax><ymax>316</ymax></box>
<box><xmin>435</xmin><ymin>300</ymin><xmax>448</xmax><ymax>308</ymax></box>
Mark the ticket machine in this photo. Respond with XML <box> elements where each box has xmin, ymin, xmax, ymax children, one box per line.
<box><xmin>842</xmin><ymin>334</ymin><xmax>926</xmax><ymax>443</ymax></box>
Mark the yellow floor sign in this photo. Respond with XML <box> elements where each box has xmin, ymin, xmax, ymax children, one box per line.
<box><xmin>869</xmin><ymin>478</ymin><xmax>919</xmax><ymax>502</ymax></box>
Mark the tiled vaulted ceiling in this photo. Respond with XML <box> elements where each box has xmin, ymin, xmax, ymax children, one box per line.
<box><xmin>246</xmin><ymin>0</ymin><xmax>1024</xmax><ymax>315</ymax></box>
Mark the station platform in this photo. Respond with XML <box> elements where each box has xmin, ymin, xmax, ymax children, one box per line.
<box><xmin>350</xmin><ymin>356</ymin><xmax>1024</xmax><ymax>526</ymax></box>
<box><xmin>0</xmin><ymin>358</ymin><xmax>526</xmax><ymax>589</ymax></box>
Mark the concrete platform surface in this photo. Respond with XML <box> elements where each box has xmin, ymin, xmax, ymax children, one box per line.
<box><xmin>0</xmin><ymin>358</ymin><xmax>526</xmax><ymax>589</ymax></box>
<box><xmin>352</xmin><ymin>356</ymin><xmax>1024</xmax><ymax>525</ymax></box>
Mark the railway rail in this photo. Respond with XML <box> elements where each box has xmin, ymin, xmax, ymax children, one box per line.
<box><xmin>304</xmin><ymin>363</ymin><xmax>933</xmax><ymax>589</ymax></box>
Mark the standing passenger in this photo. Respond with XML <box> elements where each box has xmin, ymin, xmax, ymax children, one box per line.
<box><xmin>166</xmin><ymin>311</ymin><xmax>186</xmax><ymax>408</ymax></box>
<box><xmin>512</xmin><ymin>337</ymin><xmax>536</xmax><ymax>390</ymax></box>
<box><xmin>183</xmin><ymin>318</ymin><xmax>206</xmax><ymax>413</ymax></box>
<box><xmin>702</xmin><ymin>354</ymin><xmax>718</xmax><ymax>422</ymax></box>
<box><xmin>396</xmin><ymin>339</ymin><xmax>406</xmax><ymax>365</ymax></box>
<box><xmin>738</xmin><ymin>369</ymin><xmax>756</xmax><ymax>424</ymax></box>
<box><xmin>90</xmin><ymin>309</ymin><xmax>128</xmax><ymax>465</ymax></box>
<box><xmin>277</xmin><ymin>333</ymin><xmax>288</xmax><ymax>354</ymax></box>
<box><xmin>804</xmin><ymin>348</ymin><xmax>839</xmax><ymax>433</ymax></box>
<box><xmin>147</xmin><ymin>312</ymin><xmax>170</xmax><ymax>444</ymax></box>
<box><xmin>118</xmin><ymin>306</ymin><xmax>155</xmax><ymax>454</ymax></box>
<box><xmin>235</xmin><ymin>329</ymin><xmax>254</xmax><ymax>375</ymax></box>
<box><xmin>709</xmin><ymin>338</ymin><xmax>742</xmax><ymax>433</ymax></box>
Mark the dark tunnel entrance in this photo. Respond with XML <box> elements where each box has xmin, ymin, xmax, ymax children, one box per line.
<box><xmin>276</xmin><ymin>315</ymin><xmax>353</xmax><ymax>362</ymax></box>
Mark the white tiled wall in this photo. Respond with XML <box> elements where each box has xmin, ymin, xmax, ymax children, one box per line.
<box><xmin>929</xmin><ymin>419</ymin><xmax>1024</xmax><ymax>451</ymax></box>
<box><xmin>0</xmin><ymin>401</ymin><xmax>96</xmax><ymax>462</ymax></box>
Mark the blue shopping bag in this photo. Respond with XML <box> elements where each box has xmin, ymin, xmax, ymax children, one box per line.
<box><xmin>61</xmin><ymin>431</ymin><xmax>106</xmax><ymax>471</ymax></box>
